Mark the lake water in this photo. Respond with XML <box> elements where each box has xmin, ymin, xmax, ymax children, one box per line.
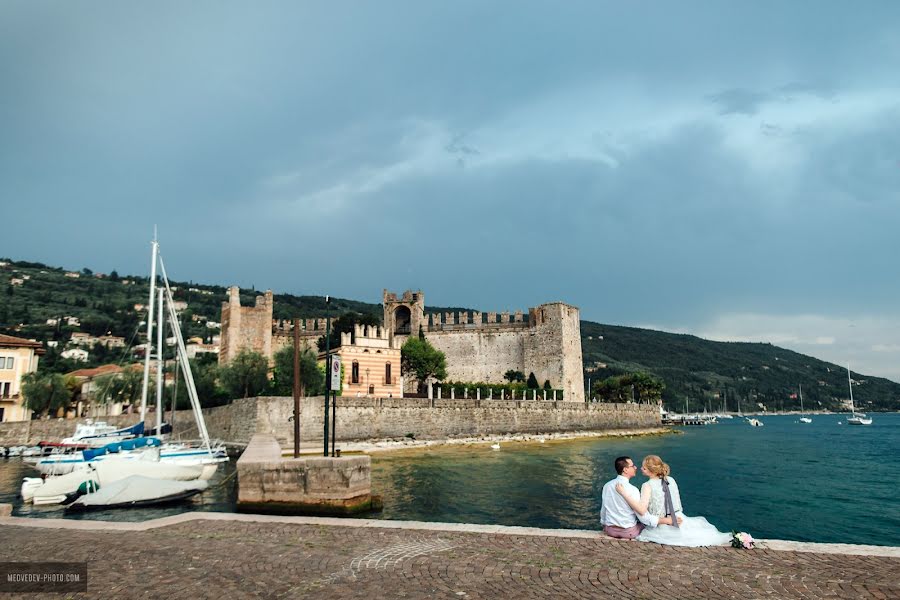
<box><xmin>2</xmin><ymin>413</ymin><xmax>898</xmax><ymax>547</ymax></box>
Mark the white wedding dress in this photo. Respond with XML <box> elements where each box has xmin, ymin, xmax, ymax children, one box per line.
<box><xmin>636</xmin><ymin>477</ymin><xmax>731</xmax><ymax>547</ymax></box>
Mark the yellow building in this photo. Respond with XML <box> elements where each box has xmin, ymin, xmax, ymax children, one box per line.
<box><xmin>0</xmin><ymin>333</ymin><xmax>45</xmax><ymax>422</ymax></box>
<box><xmin>325</xmin><ymin>324</ymin><xmax>402</xmax><ymax>398</ymax></box>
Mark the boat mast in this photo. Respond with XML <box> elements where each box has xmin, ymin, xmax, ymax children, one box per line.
<box><xmin>158</xmin><ymin>254</ymin><xmax>212</xmax><ymax>452</ymax></box>
<box><xmin>139</xmin><ymin>232</ymin><xmax>159</xmax><ymax>423</ymax></box>
<box><xmin>155</xmin><ymin>287</ymin><xmax>165</xmax><ymax>435</ymax></box>
<box><xmin>799</xmin><ymin>384</ymin><xmax>804</xmax><ymax>415</ymax></box>
<box><xmin>847</xmin><ymin>363</ymin><xmax>855</xmax><ymax>414</ymax></box>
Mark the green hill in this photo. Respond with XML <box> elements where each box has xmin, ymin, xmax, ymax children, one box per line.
<box><xmin>2</xmin><ymin>257</ymin><xmax>898</xmax><ymax>411</ymax></box>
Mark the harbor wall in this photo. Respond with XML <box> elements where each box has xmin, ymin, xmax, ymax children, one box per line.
<box><xmin>225</xmin><ymin>396</ymin><xmax>659</xmax><ymax>447</ymax></box>
<box><xmin>0</xmin><ymin>397</ymin><xmax>660</xmax><ymax>447</ymax></box>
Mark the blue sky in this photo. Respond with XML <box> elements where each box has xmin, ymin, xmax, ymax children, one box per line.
<box><xmin>2</xmin><ymin>2</ymin><xmax>899</xmax><ymax>382</ymax></box>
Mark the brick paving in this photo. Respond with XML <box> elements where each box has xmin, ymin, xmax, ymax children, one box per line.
<box><xmin>2</xmin><ymin>516</ymin><xmax>899</xmax><ymax>599</ymax></box>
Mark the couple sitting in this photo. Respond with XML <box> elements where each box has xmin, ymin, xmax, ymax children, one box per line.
<box><xmin>600</xmin><ymin>455</ymin><xmax>731</xmax><ymax>547</ymax></box>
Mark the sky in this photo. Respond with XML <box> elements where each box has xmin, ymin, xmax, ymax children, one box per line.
<box><xmin>2</xmin><ymin>2</ymin><xmax>899</xmax><ymax>382</ymax></box>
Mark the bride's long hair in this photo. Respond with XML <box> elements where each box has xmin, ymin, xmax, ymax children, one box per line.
<box><xmin>642</xmin><ymin>455</ymin><xmax>671</xmax><ymax>480</ymax></box>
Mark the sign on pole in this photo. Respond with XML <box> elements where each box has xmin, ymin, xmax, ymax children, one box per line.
<box><xmin>330</xmin><ymin>355</ymin><xmax>341</xmax><ymax>390</ymax></box>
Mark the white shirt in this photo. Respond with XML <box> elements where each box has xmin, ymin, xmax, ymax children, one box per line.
<box><xmin>600</xmin><ymin>475</ymin><xmax>659</xmax><ymax>528</ymax></box>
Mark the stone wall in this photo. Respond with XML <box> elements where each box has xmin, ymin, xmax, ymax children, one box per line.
<box><xmin>249</xmin><ymin>396</ymin><xmax>659</xmax><ymax>448</ymax></box>
<box><xmin>218</xmin><ymin>287</ymin><xmax>274</xmax><ymax>365</ymax></box>
<box><xmin>1</xmin><ymin>397</ymin><xmax>658</xmax><ymax>448</ymax></box>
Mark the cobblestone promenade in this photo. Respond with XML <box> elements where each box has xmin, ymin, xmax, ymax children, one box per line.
<box><xmin>2</xmin><ymin>514</ymin><xmax>899</xmax><ymax>599</ymax></box>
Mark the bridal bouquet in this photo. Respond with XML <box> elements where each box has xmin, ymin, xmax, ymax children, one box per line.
<box><xmin>731</xmin><ymin>531</ymin><xmax>755</xmax><ymax>549</ymax></box>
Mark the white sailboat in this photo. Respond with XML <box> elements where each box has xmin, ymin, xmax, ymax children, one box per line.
<box><xmin>846</xmin><ymin>364</ymin><xmax>872</xmax><ymax>426</ymax></box>
<box><xmin>798</xmin><ymin>385</ymin><xmax>812</xmax><ymax>423</ymax></box>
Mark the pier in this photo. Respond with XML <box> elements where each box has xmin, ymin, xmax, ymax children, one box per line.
<box><xmin>1</xmin><ymin>512</ymin><xmax>897</xmax><ymax>598</ymax></box>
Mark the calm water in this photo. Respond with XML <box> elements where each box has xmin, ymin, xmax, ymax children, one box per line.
<box><xmin>369</xmin><ymin>414</ymin><xmax>900</xmax><ymax>547</ymax></box>
<box><xmin>2</xmin><ymin>414</ymin><xmax>898</xmax><ymax>546</ymax></box>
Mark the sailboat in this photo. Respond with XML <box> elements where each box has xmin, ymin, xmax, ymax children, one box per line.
<box><xmin>846</xmin><ymin>364</ymin><xmax>872</xmax><ymax>426</ymax></box>
<box><xmin>798</xmin><ymin>385</ymin><xmax>812</xmax><ymax>423</ymax></box>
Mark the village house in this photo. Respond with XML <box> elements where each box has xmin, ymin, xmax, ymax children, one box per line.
<box><xmin>324</xmin><ymin>324</ymin><xmax>402</xmax><ymax>398</ymax></box>
<box><xmin>61</xmin><ymin>348</ymin><xmax>89</xmax><ymax>362</ymax></box>
<box><xmin>64</xmin><ymin>271</ymin><xmax>80</xmax><ymax>278</ymax></box>
<box><xmin>0</xmin><ymin>334</ymin><xmax>45</xmax><ymax>422</ymax></box>
<box><xmin>69</xmin><ymin>332</ymin><xmax>99</xmax><ymax>347</ymax></box>
<box><xmin>67</xmin><ymin>364</ymin><xmax>128</xmax><ymax>417</ymax></box>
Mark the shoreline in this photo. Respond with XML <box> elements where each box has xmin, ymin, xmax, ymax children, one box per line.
<box><xmin>291</xmin><ymin>426</ymin><xmax>675</xmax><ymax>456</ymax></box>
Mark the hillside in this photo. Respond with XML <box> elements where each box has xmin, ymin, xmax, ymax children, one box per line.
<box><xmin>2</xmin><ymin>257</ymin><xmax>899</xmax><ymax>411</ymax></box>
<box><xmin>581</xmin><ymin>322</ymin><xmax>900</xmax><ymax>412</ymax></box>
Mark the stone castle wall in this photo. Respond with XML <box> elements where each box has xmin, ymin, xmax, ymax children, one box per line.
<box><xmin>218</xmin><ymin>287</ymin><xmax>274</xmax><ymax>364</ymax></box>
<box><xmin>219</xmin><ymin>288</ymin><xmax>586</xmax><ymax>403</ymax></box>
<box><xmin>0</xmin><ymin>397</ymin><xmax>658</xmax><ymax>446</ymax></box>
<box><xmin>385</xmin><ymin>293</ymin><xmax>585</xmax><ymax>403</ymax></box>
<box><xmin>239</xmin><ymin>396</ymin><xmax>657</xmax><ymax>447</ymax></box>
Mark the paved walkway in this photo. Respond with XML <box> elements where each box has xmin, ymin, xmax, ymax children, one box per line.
<box><xmin>2</xmin><ymin>513</ymin><xmax>899</xmax><ymax>599</ymax></box>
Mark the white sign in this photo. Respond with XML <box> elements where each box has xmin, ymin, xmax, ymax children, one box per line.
<box><xmin>330</xmin><ymin>355</ymin><xmax>341</xmax><ymax>389</ymax></box>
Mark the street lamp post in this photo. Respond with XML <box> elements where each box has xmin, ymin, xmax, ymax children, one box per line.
<box><xmin>323</xmin><ymin>296</ymin><xmax>331</xmax><ymax>457</ymax></box>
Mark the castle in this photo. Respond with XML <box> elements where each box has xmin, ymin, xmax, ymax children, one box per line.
<box><xmin>219</xmin><ymin>287</ymin><xmax>585</xmax><ymax>402</ymax></box>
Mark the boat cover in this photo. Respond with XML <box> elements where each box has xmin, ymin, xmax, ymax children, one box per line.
<box><xmin>82</xmin><ymin>436</ymin><xmax>161</xmax><ymax>461</ymax></box>
<box><xmin>67</xmin><ymin>475</ymin><xmax>208</xmax><ymax>508</ymax></box>
<box><xmin>29</xmin><ymin>457</ymin><xmax>208</xmax><ymax>504</ymax></box>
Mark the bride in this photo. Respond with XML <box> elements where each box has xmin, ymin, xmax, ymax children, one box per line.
<box><xmin>615</xmin><ymin>455</ymin><xmax>731</xmax><ymax>547</ymax></box>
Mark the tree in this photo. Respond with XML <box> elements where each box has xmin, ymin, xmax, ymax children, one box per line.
<box><xmin>93</xmin><ymin>368</ymin><xmax>148</xmax><ymax>408</ymax></box>
<box><xmin>109</xmin><ymin>270</ymin><xmax>120</xmax><ymax>282</ymax></box>
<box><xmin>401</xmin><ymin>337</ymin><xmax>447</xmax><ymax>393</ymax></box>
<box><xmin>526</xmin><ymin>372</ymin><xmax>539</xmax><ymax>389</ymax></box>
<box><xmin>543</xmin><ymin>380</ymin><xmax>552</xmax><ymax>390</ymax></box>
<box><xmin>21</xmin><ymin>372</ymin><xmax>73</xmax><ymax>417</ymax></box>
<box><xmin>504</xmin><ymin>370</ymin><xmax>525</xmax><ymax>383</ymax></box>
<box><xmin>271</xmin><ymin>345</ymin><xmax>324</xmax><ymax>396</ymax></box>
<box><xmin>219</xmin><ymin>349</ymin><xmax>269</xmax><ymax>400</ymax></box>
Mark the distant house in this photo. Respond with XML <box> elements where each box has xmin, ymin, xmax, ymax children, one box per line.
<box><xmin>185</xmin><ymin>343</ymin><xmax>219</xmax><ymax>359</ymax></box>
<box><xmin>171</xmin><ymin>300</ymin><xmax>188</xmax><ymax>312</ymax></box>
<box><xmin>70</xmin><ymin>332</ymin><xmax>99</xmax><ymax>347</ymax></box>
<box><xmin>46</xmin><ymin>318</ymin><xmax>59</xmax><ymax>326</ymax></box>
<box><xmin>61</xmin><ymin>348</ymin><xmax>89</xmax><ymax>362</ymax></box>
<box><xmin>191</xmin><ymin>314</ymin><xmax>208</xmax><ymax>323</ymax></box>
<box><xmin>133</xmin><ymin>303</ymin><xmax>145</xmax><ymax>312</ymax></box>
<box><xmin>46</xmin><ymin>340</ymin><xmax>59</xmax><ymax>348</ymax></box>
<box><xmin>64</xmin><ymin>316</ymin><xmax>80</xmax><ymax>327</ymax></box>
<box><xmin>0</xmin><ymin>261</ymin><xmax>8</xmax><ymax>267</ymax></box>
<box><xmin>64</xmin><ymin>272</ymin><xmax>80</xmax><ymax>278</ymax></box>
<box><xmin>206</xmin><ymin>321</ymin><xmax>221</xmax><ymax>329</ymax></box>
<box><xmin>10</xmin><ymin>278</ymin><xmax>24</xmax><ymax>286</ymax></box>
<box><xmin>0</xmin><ymin>333</ymin><xmax>45</xmax><ymax>422</ymax></box>
<box><xmin>66</xmin><ymin>364</ymin><xmax>135</xmax><ymax>417</ymax></box>
<box><xmin>98</xmin><ymin>335</ymin><xmax>126</xmax><ymax>348</ymax></box>
<box><xmin>21</xmin><ymin>274</ymin><xmax>30</xmax><ymax>280</ymax></box>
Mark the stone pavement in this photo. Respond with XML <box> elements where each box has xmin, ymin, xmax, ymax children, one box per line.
<box><xmin>1</xmin><ymin>513</ymin><xmax>899</xmax><ymax>599</ymax></box>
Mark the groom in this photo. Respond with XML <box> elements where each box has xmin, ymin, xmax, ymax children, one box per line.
<box><xmin>600</xmin><ymin>456</ymin><xmax>679</xmax><ymax>539</ymax></box>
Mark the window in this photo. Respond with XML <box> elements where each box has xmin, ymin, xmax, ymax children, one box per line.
<box><xmin>352</xmin><ymin>361</ymin><xmax>360</xmax><ymax>384</ymax></box>
<box><xmin>6</xmin><ymin>357</ymin><xmax>13</xmax><ymax>369</ymax></box>
<box><xmin>385</xmin><ymin>362</ymin><xmax>392</xmax><ymax>385</ymax></box>
<box><xmin>1</xmin><ymin>382</ymin><xmax>9</xmax><ymax>397</ymax></box>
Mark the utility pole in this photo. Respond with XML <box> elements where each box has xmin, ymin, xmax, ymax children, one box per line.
<box><xmin>323</xmin><ymin>296</ymin><xmax>331</xmax><ymax>457</ymax></box>
<box><xmin>293</xmin><ymin>318</ymin><xmax>301</xmax><ymax>458</ymax></box>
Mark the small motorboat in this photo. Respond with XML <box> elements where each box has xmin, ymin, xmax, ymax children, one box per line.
<box><xmin>64</xmin><ymin>475</ymin><xmax>208</xmax><ymax>511</ymax></box>
<box><xmin>747</xmin><ymin>418</ymin><xmax>764</xmax><ymax>427</ymax></box>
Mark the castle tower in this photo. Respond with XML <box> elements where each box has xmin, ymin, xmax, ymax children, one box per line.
<box><xmin>382</xmin><ymin>289</ymin><xmax>425</xmax><ymax>349</ymax></box>
<box><xmin>524</xmin><ymin>302</ymin><xmax>585</xmax><ymax>402</ymax></box>
<box><xmin>218</xmin><ymin>287</ymin><xmax>274</xmax><ymax>365</ymax></box>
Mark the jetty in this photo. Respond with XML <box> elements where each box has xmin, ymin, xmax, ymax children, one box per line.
<box><xmin>1</xmin><ymin>510</ymin><xmax>897</xmax><ymax>598</ymax></box>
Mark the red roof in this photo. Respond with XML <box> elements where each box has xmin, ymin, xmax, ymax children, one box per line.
<box><xmin>0</xmin><ymin>333</ymin><xmax>46</xmax><ymax>354</ymax></box>
<box><xmin>66</xmin><ymin>364</ymin><xmax>123</xmax><ymax>379</ymax></box>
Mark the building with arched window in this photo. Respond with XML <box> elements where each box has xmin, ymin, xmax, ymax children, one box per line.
<box><xmin>328</xmin><ymin>324</ymin><xmax>402</xmax><ymax>398</ymax></box>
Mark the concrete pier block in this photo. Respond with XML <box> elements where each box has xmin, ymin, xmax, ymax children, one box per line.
<box><xmin>237</xmin><ymin>434</ymin><xmax>380</xmax><ymax>516</ymax></box>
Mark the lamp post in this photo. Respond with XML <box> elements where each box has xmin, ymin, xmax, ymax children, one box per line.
<box><xmin>323</xmin><ymin>296</ymin><xmax>331</xmax><ymax>457</ymax></box>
